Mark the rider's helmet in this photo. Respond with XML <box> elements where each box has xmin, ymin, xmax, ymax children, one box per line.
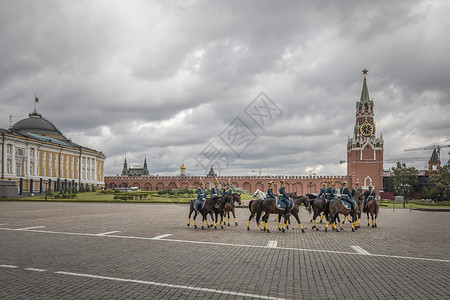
<box><xmin>342</xmin><ymin>180</ymin><xmax>347</xmax><ymax>186</ymax></box>
<box><xmin>268</xmin><ymin>181</ymin><xmax>274</xmax><ymax>187</ymax></box>
<box><xmin>322</xmin><ymin>182</ymin><xmax>326</xmax><ymax>187</ymax></box>
<box><xmin>369</xmin><ymin>184</ymin><xmax>374</xmax><ymax>189</ymax></box>
<box><xmin>355</xmin><ymin>182</ymin><xmax>359</xmax><ymax>186</ymax></box>
<box><xmin>199</xmin><ymin>182</ymin><xmax>204</xmax><ymax>187</ymax></box>
<box><xmin>226</xmin><ymin>182</ymin><xmax>230</xmax><ymax>186</ymax></box>
<box><xmin>280</xmin><ymin>179</ymin><xmax>285</xmax><ymax>186</ymax></box>
<box><xmin>214</xmin><ymin>180</ymin><xmax>219</xmax><ymax>185</ymax></box>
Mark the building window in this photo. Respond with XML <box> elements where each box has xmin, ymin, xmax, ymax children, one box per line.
<box><xmin>7</xmin><ymin>144</ymin><xmax>11</xmax><ymax>154</ymax></box>
<box><xmin>15</xmin><ymin>148</ymin><xmax>24</xmax><ymax>157</ymax></box>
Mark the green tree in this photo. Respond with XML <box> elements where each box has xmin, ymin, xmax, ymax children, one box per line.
<box><xmin>390</xmin><ymin>162</ymin><xmax>419</xmax><ymax>198</ymax></box>
<box><xmin>430</xmin><ymin>165</ymin><xmax>450</xmax><ymax>201</ymax></box>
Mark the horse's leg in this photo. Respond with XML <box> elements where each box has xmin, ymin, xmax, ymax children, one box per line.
<box><xmin>337</xmin><ymin>214</ymin><xmax>343</xmax><ymax>230</ymax></box>
<box><xmin>293</xmin><ymin>212</ymin><xmax>305</xmax><ymax>233</ymax></box>
<box><xmin>187</xmin><ymin>206</ymin><xmax>193</xmax><ymax>226</ymax></box>
<box><xmin>193</xmin><ymin>211</ymin><xmax>198</xmax><ymax>229</ymax></box>
<box><xmin>277</xmin><ymin>213</ymin><xmax>282</xmax><ymax>231</ymax></box>
<box><xmin>247</xmin><ymin>210</ymin><xmax>254</xmax><ymax>230</ymax></box>
<box><xmin>262</xmin><ymin>211</ymin><xmax>271</xmax><ymax>233</ymax></box>
<box><xmin>232</xmin><ymin>208</ymin><xmax>238</xmax><ymax>225</ymax></box>
<box><xmin>371</xmin><ymin>212</ymin><xmax>375</xmax><ymax>228</ymax></box>
<box><xmin>319</xmin><ymin>213</ymin><xmax>324</xmax><ymax>223</ymax></box>
<box><xmin>367</xmin><ymin>212</ymin><xmax>370</xmax><ymax>226</ymax></box>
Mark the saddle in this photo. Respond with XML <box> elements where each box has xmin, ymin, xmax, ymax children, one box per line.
<box><xmin>340</xmin><ymin>198</ymin><xmax>355</xmax><ymax>210</ymax></box>
<box><xmin>276</xmin><ymin>198</ymin><xmax>294</xmax><ymax>210</ymax></box>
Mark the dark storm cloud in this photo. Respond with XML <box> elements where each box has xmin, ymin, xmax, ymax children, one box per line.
<box><xmin>1</xmin><ymin>0</ymin><xmax>449</xmax><ymax>176</ymax></box>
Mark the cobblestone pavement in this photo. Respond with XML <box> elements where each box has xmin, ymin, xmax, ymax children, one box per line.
<box><xmin>0</xmin><ymin>201</ymin><xmax>449</xmax><ymax>300</ymax></box>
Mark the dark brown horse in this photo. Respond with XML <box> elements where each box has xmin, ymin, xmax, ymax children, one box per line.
<box><xmin>366</xmin><ymin>199</ymin><xmax>379</xmax><ymax>228</ymax></box>
<box><xmin>217</xmin><ymin>193</ymin><xmax>242</xmax><ymax>228</ymax></box>
<box><xmin>307</xmin><ymin>194</ymin><xmax>328</xmax><ymax>231</ymax></box>
<box><xmin>274</xmin><ymin>195</ymin><xmax>309</xmax><ymax>231</ymax></box>
<box><xmin>247</xmin><ymin>199</ymin><xmax>264</xmax><ymax>230</ymax></box>
<box><xmin>257</xmin><ymin>195</ymin><xmax>305</xmax><ymax>233</ymax></box>
<box><xmin>187</xmin><ymin>196</ymin><xmax>221</xmax><ymax>229</ymax></box>
<box><xmin>325</xmin><ymin>198</ymin><xmax>357</xmax><ymax>232</ymax></box>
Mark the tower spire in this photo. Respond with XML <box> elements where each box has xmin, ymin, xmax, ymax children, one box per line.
<box><xmin>360</xmin><ymin>68</ymin><xmax>370</xmax><ymax>103</ymax></box>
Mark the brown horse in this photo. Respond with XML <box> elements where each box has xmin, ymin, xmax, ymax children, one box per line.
<box><xmin>308</xmin><ymin>195</ymin><xmax>328</xmax><ymax>231</ymax></box>
<box><xmin>325</xmin><ymin>198</ymin><xmax>357</xmax><ymax>232</ymax></box>
<box><xmin>187</xmin><ymin>196</ymin><xmax>221</xmax><ymax>229</ymax></box>
<box><xmin>218</xmin><ymin>193</ymin><xmax>242</xmax><ymax>228</ymax></box>
<box><xmin>258</xmin><ymin>196</ymin><xmax>305</xmax><ymax>233</ymax></box>
<box><xmin>274</xmin><ymin>195</ymin><xmax>309</xmax><ymax>231</ymax></box>
<box><xmin>247</xmin><ymin>199</ymin><xmax>264</xmax><ymax>230</ymax></box>
<box><xmin>366</xmin><ymin>199</ymin><xmax>379</xmax><ymax>228</ymax></box>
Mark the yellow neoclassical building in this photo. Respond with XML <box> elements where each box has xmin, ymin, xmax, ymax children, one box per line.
<box><xmin>0</xmin><ymin>109</ymin><xmax>106</xmax><ymax>195</ymax></box>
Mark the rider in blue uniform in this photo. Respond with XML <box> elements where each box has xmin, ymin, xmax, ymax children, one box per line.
<box><xmin>267</xmin><ymin>181</ymin><xmax>276</xmax><ymax>199</ymax></box>
<box><xmin>210</xmin><ymin>180</ymin><xmax>220</xmax><ymax>197</ymax></box>
<box><xmin>224</xmin><ymin>183</ymin><xmax>232</xmax><ymax>195</ymax></box>
<box><xmin>325</xmin><ymin>181</ymin><xmax>336</xmax><ymax>201</ymax></box>
<box><xmin>363</xmin><ymin>184</ymin><xmax>376</xmax><ymax>212</ymax></box>
<box><xmin>279</xmin><ymin>180</ymin><xmax>291</xmax><ymax>216</ymax></box>
<box><xmin>318</xmin><ymin>182</ymin><xmax>327</xmax><ymax>198</ymax></box>
<box><xmin>195</xmin><ymin>182</ymin><xmax>207</xmax><ymax>210</ymax></box>
<box><xmin>340</xmin><ymin>180</ymin><xmax>355</xmax><ymax>214</ymax></box>
<box><xmin>351</xmin><ymin>182</ymin><xmax>362</xmax><ymax>198</ymax></box>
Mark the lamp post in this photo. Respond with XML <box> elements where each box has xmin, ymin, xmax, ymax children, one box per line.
<box><xmin>307</xmin><ymin>182</ymin><xmax>315</xmax><ymax>194</ymax></box>
<box><xmin>45</xmin><ymin>180</ymin><xmax>48</xmax><ymax>201</ymax></box>
<box><xmin>400</xmin><ymin>183</ymin><xmax>409</xmax><ymax>208</ymax></box>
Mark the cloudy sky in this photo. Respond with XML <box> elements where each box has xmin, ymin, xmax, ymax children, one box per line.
<box><xmin>1</xmin><ymin>0</ymin><xmax>449</xmax><ymax>177</ymax></box>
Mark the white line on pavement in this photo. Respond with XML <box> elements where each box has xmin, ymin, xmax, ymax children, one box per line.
<box><xmin>267</xmin><ymin>240</ymin><xmax>278</xmax><ymax>248</ymax></box>
<box><xmin>1</xmin><ymin>227</ymin><xmax>449</xmax><ymax>263</ymax></box>
<box><xmin>0</xmin><ymin>224</ymin><xmax>8</xmax><ymax>226</ymax></box>
<box><xmin>152</xmin><ymin>234</ymin><xmax>173</xmax><ymax>240</ymax></box>
<box><xmin>0</xmin><ymin>265</ymin><xmax>18</xmax><ymax>268</ymax></box>
<box><xmin>351</xmin><ymin>246</ymin><xmax>371</xmax><ymax>255</ymax></box>
<box><xmin>15</xmin><ymin>226</ymin><xmax>46</xmax><ymax>230</ymax></box>
<box><xmin>54</xmin><ymin>271</ymin><xmax>285</xmax><ymax>300</ymax></box>
<box><xmin>25</xmin><ymin>268</ymin><xmax>46</xmax><ymax>272</ymax></box>
<box><xmin>97</xmin><ymin>231</ymin><xmax>121</xmax><ymax>236</ymax></box>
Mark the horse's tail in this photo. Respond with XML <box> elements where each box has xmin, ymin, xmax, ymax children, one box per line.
<box><xmin>374</xmin><ymin>201</ymin><xmax>379</xmax><ymax>213</ymax></box>
<box><xmin>249</xmin><ymin>200</ymin><xmax>254</xmax><ymax>213</ymax></box>
<box><xmin>324</xmin><ymin>199</ymin><xmax>330</xmax><ymax>216</ymax></box>
<box><xmin>307</xmin><ymin>199</ymin><xmax>314</xmax><ymax>214</ymax></box>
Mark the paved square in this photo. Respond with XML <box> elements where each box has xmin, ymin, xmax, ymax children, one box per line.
<box><xmin>0</xmin><ymin>202</ymin><xmax>449</xmax><ymax>299</ymax></box>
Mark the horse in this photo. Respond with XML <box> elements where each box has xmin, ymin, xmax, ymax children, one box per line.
<box><xmin>187</xmin><ymin>199</ymin><xmax>213</xmax><ymax>228</ymax></box>
<box><xmin>307</xmin><ymin>194</ymin><xmax>329</xmax><ymax>231</ymax></box>
<box><xmin>252</xmin><ymin>189</ymin><xmax>266</xmax><ymax>200</ymax></box>
<box><xmin>365</xmin><ymin>198</ymin><xmax>379</xmax><ymax>228</ymax></box>
<box><xmin>325</xmin><ymin>197</ymin><xmax>357</xmax><ymax>232</ymax></box>
<box><xmin>218</xmin><ymin>193</ymin><xmax>242</xmax><ymax>228</ymax></box>
<box><xmin>187</xmin><ymin>196</ymin><xmax>221</xmax><ymax>229</ymax></box>
<box><xmin>274</xmin><ymin>193</ymin><xmax>309</xmax><ymax>230</ymax></box>
<box><xmin>247</xmin><ymin>199</ymin><xmax>264</xmax><ymax>230</ymax></box>
<box><xmin>257</xmin><ymin>194</ymin><xmax>305</xmax><ymax>233</ymax></box>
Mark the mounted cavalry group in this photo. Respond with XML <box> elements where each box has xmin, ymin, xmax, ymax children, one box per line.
<box><xmin>187</xmin><ymin>180</ymin><xmax>242</xmax><ymax>229</ymax></box>
<box><xmin>187</xmin><ymin>179</ymin><xmax>379</xmax><ymax>233</ymax></box>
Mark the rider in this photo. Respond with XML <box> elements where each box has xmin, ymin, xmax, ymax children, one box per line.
<box><xmin>363</xmin><ymin>184</ymin><xmax>376</xmax><ymax>212</ymax></box>
<box><xmin>325</xmin><ymin>180</ymin><xmax>336</xmax><ymax>201</ymax></box>
<box><xmin>279</xmin><ymin>179</ymin><xmax>291</xmax><ymax>216</ymax></box>
<box><xmin>351</xmin><ymin>182</ymin><xmax>362</xmax><ymax>198</ymax></box>
<box><xmin>267</xmin><ymin>181</ymin><xmax>276</xmax><ymax>199</ymax></box>
<box><xmin>195</xmin><ymin>182</ymin><xmax>207</xmax><ymax>210</ymax></box>
<box><xmin>340</xmin><ymin>180</ymin><xmax>355</xmax><ymax>214</ymax></box>
<box><xmin>224</xmin><ymin>182</ymin><xmax>232</xmax><ymax>195</ymax></box>
<box><xmin>210</xmin><ymin>180</ymin><xmax>220</xmax><ymax>197</ymax></box>
<box><xmin>318</xmin><ymin>182</ymin><xmax>327</xmax><ymax>198</ymax></box>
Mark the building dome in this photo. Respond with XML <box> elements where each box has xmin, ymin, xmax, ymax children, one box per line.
<box><xmin>12</xmin><ymin>111</ymin><xmax>65</xmax><ymax>140</ymax></box>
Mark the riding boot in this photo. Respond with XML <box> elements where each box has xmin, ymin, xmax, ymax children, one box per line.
<box><xmin>363</xmin><ymin>201</ymin><xmax>367</xmax><ymax>213</ymax></box>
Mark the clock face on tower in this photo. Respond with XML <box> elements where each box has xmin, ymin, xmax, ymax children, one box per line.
<box><xmin>360</xmin><ymin>122</ymin><xmax>374</xmax><ymax>136</ymax></box>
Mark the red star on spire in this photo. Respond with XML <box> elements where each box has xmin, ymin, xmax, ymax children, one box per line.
<box><xmin>362</xmin><ymin>68</ymin><xmax>369</xmax><ymax>75</ymax></box>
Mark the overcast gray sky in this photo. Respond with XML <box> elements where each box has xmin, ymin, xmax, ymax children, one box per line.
<box><xmin>1</xmin><ymin>0</ymin><xmax>449</xmax><ymax>177</ymax></box>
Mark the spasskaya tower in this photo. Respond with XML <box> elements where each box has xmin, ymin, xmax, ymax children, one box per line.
<box><xmin>347</xmin><ymin>69</ymin><xmax>384</xmax><ymax>192</ymax></box>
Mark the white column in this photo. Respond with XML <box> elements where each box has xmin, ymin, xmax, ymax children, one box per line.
<box><xmin>11</xmin><ymin>144</ymin><xmax>16</xmax><ymax>176</ymax></box>
<box><xmin>25</xmin><ymin>144</ymin><xmax>30</xmax><ymax>177</ymax></box>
